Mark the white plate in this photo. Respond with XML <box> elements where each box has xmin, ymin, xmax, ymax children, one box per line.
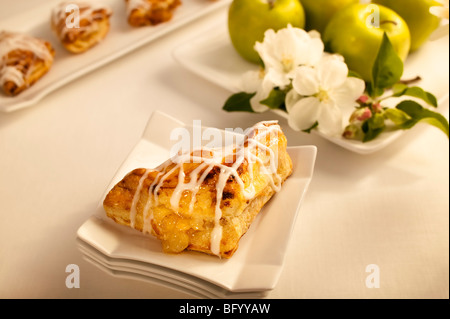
<box><xmin>77</xmin><ymin>238</ymin><xmax>268</xmax><ymax>298</ymax></box>
<box><xmin>77</xmin><ymin>110</ymin><xmax>317</xmax><ymax>293</ymax></box>
<box><xmin>0</xmin><ymin>0</ymin><xmax>232</xmax><ymax>112</ymax></box>
<box><xmin>172</xmin><ymin>23</ymin><xmax>450</xmax><ymax>155</ymax></box>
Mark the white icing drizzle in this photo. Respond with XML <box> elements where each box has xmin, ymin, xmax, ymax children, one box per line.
<box><xmin>51</xmin><ymin>1</ymin><xmax>112</xmax><ymax>40</ymax></box>
<box><xmin>128</xmin><ymin>122</ymin><xmax>283</xmax><ymax>256</ymax></box>
<box><xmin>0</xmin><ymin>31</ymin><xmax>53</xmax><ymax>87</ymax></box>
<box><xmin>126</xmin><ymin>0</ymin><xmax>151</xmax><ymax>16</ymax></box>
<box><xmin>0</xmin><ymin>66</ymin><xmax>24</xmax><ymax>87</ymax></box>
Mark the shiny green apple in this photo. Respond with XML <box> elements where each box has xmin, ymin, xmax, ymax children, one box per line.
<box><xmin>301</xmin><ymin>0</ymin><xmax>359</xmax><ymax>34</ymax></box>
<box><xmin>323</xmin><ymin>3</ymin><xmax>411</xmax><ymax>82</ymax></box>
<box><xmin>373</xmin><ymin>0</ymin><xmax>442</xmax><ymax>51</ymax></box>
<box><xmin>228</xmin><ymin>0</ymin><xmax>305</xmax><ymax>64</ymax></box>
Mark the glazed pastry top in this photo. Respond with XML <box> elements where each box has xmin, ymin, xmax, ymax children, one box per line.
<box><xmin>51</xmin><ymin>1</ymin><xmax>112</xmax><ymax>42</ymax></box>
<box><xmin>0</xmin><ymin>31</ymin><xmax>54</xmax><ymax>88</ymax></box>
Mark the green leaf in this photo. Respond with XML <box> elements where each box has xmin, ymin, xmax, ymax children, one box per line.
<box><xmin>392</xmin><ymin>83</ymin><xmax>408</xmax><ymax>95</ymax></box>
<box><xmin>391</xmin><ymin>84</ymin><xmax>438</xmax><ymax>107</ymax></box>
<box><xmin>384</xmin><ymin>108</ymin><xmax>412</xmax><ymax>126</ymax></box>
<box><xmin>396</xmin><ymin>100</ymin><xmax>449</xmax><ymax>137</ymax></box>
<box><xmin>348</xmin><ymin>70</ymin><xmax>363</xmax><ymax>79</ymax></box>
<box><xmin>260</xmin><ymin>88</ymin><xmax>286</xmax><ymax>110</ymax></box>
<box><xmin>371</xmin><ymin>32</ymin><xmax>404</xmax><ymax>98</ymax></box>
<box><xmin>302</xmin><ymin>121</ymin><xmax>319</xmax><ymax>134</ymax></box>
<box><xmin>362</xmin><ymin>113</ymin><xmax>386</xmax><ymax>142</ymax></box>
<box><xmin>222</xmin><ymin>92</ymin><xmax>256</xmax><ymax>113</ymax></box>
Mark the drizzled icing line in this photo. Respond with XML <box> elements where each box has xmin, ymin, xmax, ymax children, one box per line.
<box><xmin>129</xmin><ymin>121</ymin><xmax>283</xmax><ymax>256</ymax></box>
<box><xmin>0</xmin><ymin>32</ymin><xmax>53</xmax><ymax>87</ymax></box>
<box><xmin>51</xmin><ymin>1</ymin><xmax>112</xmax><ymax>39</ymax></box>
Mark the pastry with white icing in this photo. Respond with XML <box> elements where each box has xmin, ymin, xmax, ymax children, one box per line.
<box><xmin>125</xmin><ymin>0</ymin><xmax>182</xmax><ymax>27</ymax></box>
<box><xmin>0</xmin><ymin>31</ymin><xmax>55</xmax><ymax>96</ymax></box>
<box><xmin>103</xmin><ymin>121</ymin><xmax>293</xmax><ymax>258</ymax></box>
<box><xmin>51</xmin><ymin>1</ymin><xmax>112</xmax><ymax>53</ymax></box>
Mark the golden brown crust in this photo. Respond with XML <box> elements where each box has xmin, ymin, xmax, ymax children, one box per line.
<box><xmin>103</xmin><ymin>122</ymin><xmax>293</xmax><ymax>258</ymax></box>
<box><xmin>51</xmin><ymin>2</ymin><xmax>112</xmax><ymax>53</ymax></box>
<box><xmin>126</xmin><ymin>0</ymin><xmax>182</xmax><ymax>27</ymax></box>
<box><xmin>0</xmin><ymin>33</ymin><xmax>55</xmax><ymax>96</ymax></box>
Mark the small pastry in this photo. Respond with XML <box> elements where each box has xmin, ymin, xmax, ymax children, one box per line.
<box><xmin>126</xmin><ymin>0</ymin><xmax>182</xmax><ymax>27</ymax></box>
<box><xmin>51</xmin><ymin>1</ymin><xmax>112</xmax><ymax>53</ymax></box>
<box><xmin>0</xmin><ymin>31</ymin><xmax>55</xmax><ymax>96</ymax></box>
<box><xmin>103</xmin><ymin>121</ymin><xmax>293</xmax><ymax>258</ymax></box>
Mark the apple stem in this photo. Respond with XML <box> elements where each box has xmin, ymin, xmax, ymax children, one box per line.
<box><xmin>379</xmin><ymin>20</ymin><xmax>398</xmax><ymax>26</ymax></box>
<box><xmin>268</xmin><ymin>0</ymin><xmax>275</xmax><ymax>9</ymax></box>
<box><xmin>399</xmin><ymin>75</ymin><xmax>422</xmax><ymax>85</ymax></box>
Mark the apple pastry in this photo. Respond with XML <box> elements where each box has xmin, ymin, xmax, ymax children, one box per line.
<box><xmin>103</xmin><ymin>121</ymin><xmax>293</xmax><ymax>258</ymax></box>
<box><xmin>0</xmin><ymin>31</ymin><xmax>55</xmax><ymax>96</ymax></box>
<box><xmin>51</xmin><ymin>1</ymin><xmax>112</xmax><ymax>53</ymax></box>
<box><xmin>126</xmin><ymin>0</ymin><xmax>182</xmax><ymax>27</ymax></box>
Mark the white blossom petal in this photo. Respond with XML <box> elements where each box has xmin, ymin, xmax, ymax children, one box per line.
<box><xmin>330</xmin><ymin>77</ymin><xmax>366</xmax><ymax>111</ymax></box>
<box><xmin>240</xmin><ymin>70</ymin><xmax>263</xmax><ymax>93</ymax></box>
<box><xmin>285</xmin><ymin>89</ymin><xmax>302</xmax><ymax>114</ymax></box>
<box><xmin>316</xmin><ymin>101</ymin><xmax>345</xmax><ymax>136</ymax></box>
<box><xmin>288</xmin><ymin>97</ymin><xmax>322</xmax><ymax>131</ymax></box>
<box><xmin>304</xmin><ymin>38</ymin><xmax>325</xmax><ymax>67</ymax></box>
<box><xmin>308</xmin><ymin>30</ymin><xmax>321</xmax><ymax>39</ymax></box>
<box><xmin>250</xmin><ymin>76</ymin><xmax>275</xmax><ymax>113</ymax></box>
<box><xmin>254</xmin><ymin>24</ymin><xmax>325</xmax><ymax>89</ymax></box>
<box><xmin>430</xmin><ymin>0</ymin><xmax>449</xmax><ymax>19</ymax></box>
<box><xmin>317</xmin><ymin>56</ymin><xmax>349</xmax><ymax>90</ymax></box>
<box><xmin>265</xmin><ymin>67</ymin><xmax>291</xmax><ymax>88</ymax></box>
<box><xmin>292</xmin><ymin>66</ymin><xmax>319</xmax><ymax>96</ymax></box>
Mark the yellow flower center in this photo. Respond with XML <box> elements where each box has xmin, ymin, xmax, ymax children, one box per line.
<box><xmin>281</xmin><ymin>56</ymin><xmax>294</xmax><ymax>73</ymax></box>
<box><xmin>317</xmin><ymin>88</ymin><xmax>330</xmax><ymax>103</ymax></box>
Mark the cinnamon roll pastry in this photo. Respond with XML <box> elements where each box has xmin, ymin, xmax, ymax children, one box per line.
<box><xmin>0</xmin><ymin>31</ymin><xmax>55</xmax><ymax>96</ymax></box>
<box><xmin>126</xmin><ymin>0</ymin><xmax>182</xmax><ymax>27</ymax></box>
<box><xmin>51</xmin><ymin>1</ymin><xmax>112</xmax><ymax>53</ymax></box>
<box><xmin>103</xmin><ymin>121</ymin><xmax>293</xmax><ymax>258</ymax></box>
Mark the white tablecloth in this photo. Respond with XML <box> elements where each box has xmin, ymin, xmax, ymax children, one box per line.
<box><xmin>0</xmin><ymin>0</ymin><xmax>448</xmax><ymax>299</ymax></box>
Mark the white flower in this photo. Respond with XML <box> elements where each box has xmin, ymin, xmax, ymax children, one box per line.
<box><xmin>254</xmin><ymin>24</ymin><xmax>324</xmax><ymax>88</ymax></box>
<box><xmin>240</xmin><ymin>69</ymin><xmax>274</xmax><ymax>113</ymax></box>
<box><xmin>288</xmin><ymin>55</ymin><xmax>365</xmax><ymax>136</ymax></box>
<box><xmin>430</xmin><ymin>0</ymin><xmax>449</xmax><ymax>20</ymax></box>
<box><xmin>285</xmin><ymin>89</ymin><xmax>302</xmax><ymax>113</ymax></box>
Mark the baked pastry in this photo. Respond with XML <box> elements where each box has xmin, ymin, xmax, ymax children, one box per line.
<box><xmin>126</xmin><ymin>0</ymin><xmax>182</xmax><ymax>27</ymax></box>
<box><xmin>51</xmin><ymin>1</ymin><xmax>112</xmax><ymax>53</ymax></box>
<box><xmin>0</xmin><ymin>31</ymin><xmax>55</xmax><ymax>96</ymax></box>
<box><xmin>103</xmin><ymin>121</ymin><xmax>293</xmax><ymax>258</ymax></box>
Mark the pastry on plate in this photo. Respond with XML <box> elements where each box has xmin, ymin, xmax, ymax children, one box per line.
<box><xmin>51</xmin><ymin>1</ymin><xmax>112</xmax><ymax>53</ymax></box>
<box><xmin>126</xmin><ymin>0</ymin><xmax>182</xmax><ymax>27</ymax></box>
<box><xmin>0</xmin><ymin>31</ymin><xmax>55</xmax><ymax>96</ymax></box>
<box><xmin>103</xmin><ymin>121</ymin><xmax>293</xmax><ymax>258</ymax></box>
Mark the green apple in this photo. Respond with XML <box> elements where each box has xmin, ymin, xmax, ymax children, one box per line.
<box><xmin>323</xmin><ymin>3</ymin><xmax>411</xmax><ymax>82</ymax></box>
<box><xmin>301</xmin><ymin>0</ymin><xmax>359</xmax><ymax>34</ymax></box>
<box><xmin>228</xmin><ymin>0</ymin><xmax>305</xmax><ymax>64</ymax></box>
<box><xmin>373</xmin><ymin>0</ymin><xmax>442</xmax><ymax>51</ymax></box>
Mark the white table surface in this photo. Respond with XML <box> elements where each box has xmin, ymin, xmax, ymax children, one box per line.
<box><xmin>0</xmin><ymin>0</ymin><xmax>448</xmax><ymax>299</ymax></box>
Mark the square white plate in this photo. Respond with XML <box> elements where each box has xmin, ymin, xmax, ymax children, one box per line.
<box><xmin>0</xmin><ymin>0</ymin><xmax>232</xmax><ymax>112</ymax></box>
<box><xmin>77</xmin><ymin>110</ymin><xmax>317</xmax><ymax>293</ymax></box>
<box><xmin>77</xmin><ymin>238</ymin><xmax>269</xmax><ymax>298</ymax></box>
<box><xmin>172</xmin><ymin>23</ymin><xmax>449</xmax><ymax>155</ymax></box>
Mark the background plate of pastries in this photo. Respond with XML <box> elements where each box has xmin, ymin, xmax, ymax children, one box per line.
<box><xmin>0</xmin><ymin>0</ymin><xmax>231</xmax><ymax>112</ymax></box>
